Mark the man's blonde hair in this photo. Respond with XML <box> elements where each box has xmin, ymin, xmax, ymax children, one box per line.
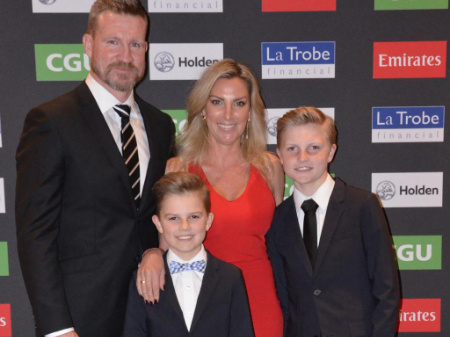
<box><xmin>87</xmin><ymin>0</ymin><xmax>148</xmax><ymax>36</ymax></box>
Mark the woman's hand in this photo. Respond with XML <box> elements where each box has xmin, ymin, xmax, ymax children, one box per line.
<box><xmin>136</xmin><ymin>249</ymin><xmax>165</xmax><ymax>305</ymax></box>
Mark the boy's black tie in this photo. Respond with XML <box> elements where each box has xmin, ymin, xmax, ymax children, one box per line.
<box><xmin>301</xmin><ymin>199</ymin><xmax>319</xmax><ymax>266</ymax></box>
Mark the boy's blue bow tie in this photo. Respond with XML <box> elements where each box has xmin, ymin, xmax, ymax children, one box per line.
<box><xmin>169</xmin><ymin>260</ymin><xmax>206</xmax><ymax>274</ymax></box>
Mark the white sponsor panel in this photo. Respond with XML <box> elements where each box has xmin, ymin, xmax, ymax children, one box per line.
<box><xmin>266</xmin><ymin>108</ymin><xmax>335</xmax><ymax>145</ymax></box>
<box><xmin>372</xmin><ymin>172</ymin><xmax>443</xmax><ymax>208</ymax></box>
<box><xmin>148</xmin><ymin>0</ymin><xmax>223</xmax><ymax>12</ymax></box>
<box><xmin>372</xmin><ymin>106</ymin><xmax>445</xmax><ymax>143</ymax></box>
<box><xmin>262</xmin><ymin>42</ymin><xmax>336</xmax><ymax>79</ymax></box>
<box><xmin>149</xmin><ymin>43</ymin><xmax>223</xmax><ymax>80</ymax></box>
<box><xmin>0</xmin><ymin>179</ymin><xmax>4</xmax><ymax>214</ymax></box>
<box><xmin>32</xmin><ymin>0</ymin><xmax>95</xmax><ymax>13</ymax></box>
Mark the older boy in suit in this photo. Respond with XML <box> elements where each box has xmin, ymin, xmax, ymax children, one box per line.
<box><xmin>266</xmin><ymin>107</ymin><xmax>400</xmax><ymax>337</ymax></box>
<box><xmin>123</xmin><ymin>172</ymin><xmax>254</xmax><ymax>337</ymax></box>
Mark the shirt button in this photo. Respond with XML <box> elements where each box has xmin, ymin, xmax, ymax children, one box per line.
<box><xmin>314</xmin><ymin>289</ymin><xmax>321</xmax><ymax>296</ymax></box>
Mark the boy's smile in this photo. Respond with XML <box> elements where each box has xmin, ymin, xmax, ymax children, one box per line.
<box><xmin>152</xmin><ymin>191</ymin><xmax>214</xmax><ymax>261</ymax></box>
<box><xmin>277</xmin><ymin>124</ymin><xmax>336</xmax><ymax>196</ymax></box>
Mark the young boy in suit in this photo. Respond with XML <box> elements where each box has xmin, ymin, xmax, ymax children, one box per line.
<box><xmin>123</xmin><ymin>172</ymin><xmax>254</xmax><ymax>337</ymax></box>
<box><xmin>266</xmin><ymin>107</ymin><xmax>400</xmax><ymax>337</ymax></box>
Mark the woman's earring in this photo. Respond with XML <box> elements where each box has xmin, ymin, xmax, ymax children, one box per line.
<box><xmin>246</xmin><ymin>116</ymin><xmax>251</xmax><ymax>139</ymax></box>
<box><xmin>202</xmin><ymin>113</ymin><xmax>206</xmax><ymax>121</ymax></box>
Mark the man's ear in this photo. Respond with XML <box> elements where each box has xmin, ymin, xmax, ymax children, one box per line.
<box><xmin>83</xmin><ymin>33</ymin><xmax>93</xmax><ymax>58</ymax></box>
<box><xmin>152</xmin><ymin>215</ymin><xmax>164</xmax><ymax>234</ymax></box>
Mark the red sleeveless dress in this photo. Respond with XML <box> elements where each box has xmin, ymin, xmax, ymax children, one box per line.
<box><xmin>190</xmin><ymin>165</ymin><xmax>284</xmax><ymax>337</ymax></box>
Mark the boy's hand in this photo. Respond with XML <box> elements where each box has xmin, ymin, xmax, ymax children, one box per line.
<box><xmin>137</xmin><ymin>249</ymin><xmax>165</xmax><ymax>304</ymax></box>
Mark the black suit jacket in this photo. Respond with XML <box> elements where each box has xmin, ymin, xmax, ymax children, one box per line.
<box><xmin>15</xmin><ymin>82</ymin><xmax>175</xmax><ymax>337</ymax></box>
<box><xmin>123</xmin><ymin>251</ymin><xmax>254</xmax><ymax>337</ymax></box>
<box><xmin>266</xmin><ymin>178</ymin><xmax>400</xmax><ymax>337</ymax></box>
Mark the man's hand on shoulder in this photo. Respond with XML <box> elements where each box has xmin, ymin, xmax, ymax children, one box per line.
<box><xmin>137</xmin><ymin>249</ymin><xmax>166</xmax><ymax>305</ymax></box>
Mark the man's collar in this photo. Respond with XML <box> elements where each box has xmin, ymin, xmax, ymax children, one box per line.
<box><xmin>85</xmin><ymin>73</ymin><xmax>136</xmax><ymax>113</ymax></box>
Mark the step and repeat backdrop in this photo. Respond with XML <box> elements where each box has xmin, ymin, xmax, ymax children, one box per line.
<box><xmin>0</xmin><ymin>0</ymin><xmax>449</xmax><ymax>335</ymax></box>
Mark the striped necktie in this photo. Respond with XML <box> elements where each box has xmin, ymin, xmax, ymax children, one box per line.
<box><xmin>113</xmin><ymin>104</ymin><xmax>140</xmax><ymax>208</ymax></box>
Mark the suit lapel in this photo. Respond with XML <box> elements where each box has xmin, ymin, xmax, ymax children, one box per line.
<box><xmin>76</xmin><ymin>83</ymin><xmax>136</xmax><ymax>207</ymax></box>
<box><xmin>163</xmin><ymin>255</ymin><xmax>186</xmax><ymax>325</ymax></box>
<box><xmin>190</xmin><ymin>251</ymin><xmax>220</xmax><ymax>332</ymax></box>
<box><xmin>282</xmin><ymin>196</ymin><xmax>313</xmax><ymax>277</ymax></box>
<box><xmin>135</xmin><ymin>95</ymin><xmax>157</xmax><ymax>211</ymax></box>
<box><xmin>314</xmin><ymin>178</ymin><xmax>346</xmax><ymax>276</ymax></box>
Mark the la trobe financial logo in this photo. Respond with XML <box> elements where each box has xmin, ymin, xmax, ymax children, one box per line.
<box><xmin>262</xmin><ymin>42</ymin><xmax>335</xmax><ymax>79</ymax></box>
<box><xmin>373</xmin><ymin>41</ymin><xmax>447</xmax><ymax>79</ymax></box>
<box><xmin>372</xmin><ymin>106</ymin><xmax>445</xmax><ymax>143</ymax></box>
<box><xmin>148</xmin><ymin>0</ymin><xmax>223</xmax><ymax>13</ymax></box>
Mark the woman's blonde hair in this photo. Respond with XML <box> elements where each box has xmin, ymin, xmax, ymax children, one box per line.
<box><xmin>178</xmin><ymin>59</ymin><xmax>271</xmax><ymax>183</ymax></box>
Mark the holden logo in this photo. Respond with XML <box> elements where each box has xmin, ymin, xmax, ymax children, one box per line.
<box><xmin>267</xmin><ymin>117</ymin><xmax>279</xmax><ymax>137</ymax></box>
<box><xmin>154</xmin><ymin>52</ymin><xmax>175</xmax><ymax>72</ymax></box>
<box><xmin>376</xmin><ymin>181</ymin><xmax>396</xmax><ymax>200</ymax></box>
<box><xmin>39</xmin><ymin>0</ymin><xmax>57</xmax><ymax>4</ymax></box>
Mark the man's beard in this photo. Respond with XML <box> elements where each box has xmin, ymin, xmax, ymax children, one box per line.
<box><xmin>92</xmin><ymin>61</ymin><xmax>144</xmax><ymax>92</ymax></box>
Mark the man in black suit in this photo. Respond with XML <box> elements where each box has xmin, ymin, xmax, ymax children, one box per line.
<box><xmin>123</xmin><ymin>172</ymin><xmax>254</xmax><ymax>337</ymax></box>
<box><xmin>266</xmin><ymin>107</ymin><xmax>400</xmax><ymax>337</ymax></box>
<box><xmin>15</xmin><ymin>1</ymin><xmax>174</xmax><ymax>337</ymax></box>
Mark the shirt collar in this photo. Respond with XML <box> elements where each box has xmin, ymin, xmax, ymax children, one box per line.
<box><xmin>293</xmin><ymin>174</ymin><xmax>335</xmax><ymax>212</ymax></box>
<box><xmin>85</xmin><ymin>73</ymin><xmax>137</xmax><ymax>114</ymax></box>
<box><xmin>167</xmin><ymin>244</ymin><xmax>207</xmax><ymax>266</ymax></box>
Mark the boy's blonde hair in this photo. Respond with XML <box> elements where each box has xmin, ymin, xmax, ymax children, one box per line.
<box><xmin>276</xmin><ymin>106</ymin><xmax>337</xmax><ymax>146</ymax></box>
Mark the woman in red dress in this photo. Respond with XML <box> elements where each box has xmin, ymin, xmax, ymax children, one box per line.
<box><xmin>139</xmin><ymin>59</ymin><xmax>284</xmax><ymax>337</ymax></box>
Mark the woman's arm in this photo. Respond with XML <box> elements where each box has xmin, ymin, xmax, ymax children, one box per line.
<box><xmin>266</xmin><ymin>152</ymin><xmax>285</xmax><ymax>206</ymax></box>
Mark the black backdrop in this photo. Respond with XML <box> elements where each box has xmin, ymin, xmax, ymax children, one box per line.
<box><xmin>1</xmin><ymin>1</ymin><xmax>449</xmax><ymax>335</ymax></box>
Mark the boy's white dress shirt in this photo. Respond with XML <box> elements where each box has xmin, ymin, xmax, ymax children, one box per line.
<box><xmin>167</xmin><ymin>245</ymin><xmax>207</xmax><ymax>331</ymax></box>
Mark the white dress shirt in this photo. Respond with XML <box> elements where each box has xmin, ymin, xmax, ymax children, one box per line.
<box><xmin>293</xmin><ymin>174</ymin><xmax>335</xmax><ymax>247</ymax></box>
<box><xmin>46</xmin><ymin>75</ymin><xmax>151</xmax><ymax>337</ymax></box>
<box><xmin>167</xmin><ymin>245</ymin><xmax>207</xmax><ymax>331</ymax></box>
<box><xmin>86</xmin><ymin>74</ymin><xmax>150</xmax><ymax>195</ymax></box>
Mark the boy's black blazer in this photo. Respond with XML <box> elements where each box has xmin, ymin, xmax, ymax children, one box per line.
<box><xmin>266</xmin><ymin>178</ymin><xmax>400</xmax><ymax>337</ymax></box>
<box><xmin>124</xmin><ymin>250</ymin><xmax>255</xmax><ymax>337</ymax></box>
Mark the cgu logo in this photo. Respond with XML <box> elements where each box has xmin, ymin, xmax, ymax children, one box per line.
<box><xmin>35</xmin><ymin>44</ymin><xmax>90</xmax><ymax>81</ymax></box>
<box><xmin>46</xmin><ymin>53</ymin><xmax>90</xmax><ymax>72</ymax></box>
<box><xmin>393</xmin><ymin>236</ymin><xmax>441</xmax><ymax>270</ymax></box>
<box><xmin>396</xmin><ymin>244</ymin><xmax>432</xmax><ymax>262</ymax></box>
